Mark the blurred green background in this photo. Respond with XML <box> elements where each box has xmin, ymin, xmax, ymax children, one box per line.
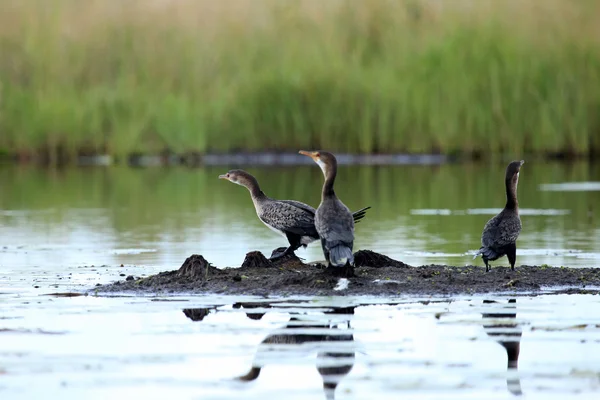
<box><xmin>1</xmin><ymin>0</ymin><xmax>599</xmax><ymax>164</ymax></box>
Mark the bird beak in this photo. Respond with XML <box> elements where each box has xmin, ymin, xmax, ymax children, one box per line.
<box><xmin>298</xmin><ymin>150</ymin><xmax>318</xmax><ymax>160</ymax></box>
<box><xmin>218</xmin><ymin>174</ymin><xmax>228</xmax><ymax>180</ymax></box>
<box><xmin>519</xmin><ymin>160</ymin><xmax>525</xmax><ymax>166</ymax></box>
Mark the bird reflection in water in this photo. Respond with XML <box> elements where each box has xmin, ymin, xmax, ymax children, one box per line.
<box><xmin>181</xmin><ymin>303</ymin><xmax>355</xmax><ymax>399</ymax></box>
<box><xmin>236</xmin><ymin>304</ymin><xmax>355</xmax><ymax>400</ymax></box>
<box><xmin>482</xmin><ymin>299</ymin><xmax>523</xmax><ymax>396</ymax></box>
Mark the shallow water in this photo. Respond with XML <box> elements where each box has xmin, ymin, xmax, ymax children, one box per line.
<box><xmin>1</xmin><ymin>292</ymin><xmax>600</xmax><ymax>399</ymax></box>
<box><xmin>1</xmin><ymin>162</ymin><xmax>600</xmax><ymax>398</ymax></box>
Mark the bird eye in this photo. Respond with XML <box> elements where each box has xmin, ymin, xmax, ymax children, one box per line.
<box><xmin>315</xmin><ymin>152</ymin><xmax>320</xmax><ymax>157</ymax></box>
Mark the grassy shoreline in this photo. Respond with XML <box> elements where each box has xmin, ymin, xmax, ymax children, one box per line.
<box><xmin>1</xmin><ymin>0</ymin><xmax>600</xmax><ymax>165</ymax></box>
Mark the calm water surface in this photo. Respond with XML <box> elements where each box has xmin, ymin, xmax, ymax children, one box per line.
<box><xmin>1</xmin><ymin>293</ymin><xmax>599</xmax><ymax>399</ymax></box>
<box><xmin>1</xmin><ymin>162</ymin><xmax>600</xmax><ymax>399</ymax></box>
<box><xmin>1</xmin><ymin>162</ymin><xmax>599</xmax><ymax>271</ymax></box>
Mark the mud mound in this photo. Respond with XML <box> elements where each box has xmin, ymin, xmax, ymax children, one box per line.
<box><xmin>177</xmin><ymin>254</ymin><xmax>220</xmax><ymax>279</ymax></box>
<box><xmin>354</xmin><ymin>250</ymin><xmax>410</xmax><ymax>268</ymax></box>
<box><xmin>241</xmin><ymin>251</ymin><xmax>273</xmax><ymax>268</ymax></box>
<box><xmin>94</xmin><ymin>250</ymin><xmax>600</xmax><ymax>297</ymax></box>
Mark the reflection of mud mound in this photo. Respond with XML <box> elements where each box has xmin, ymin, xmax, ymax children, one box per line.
<box><xmin>233</xmin><ymin>302</ymin><xmax>271</xmax><ymax>320</ymax></box>
<box><xmin>354</xmin><ymin>250</ymin><xmax>411</xmax><ymax>268</ymax></box>
<box><xmin>182</xmin><ymin>308</ymin><xmax>212</xmax><ymax>321</ymax></box>
<box><xmin>94</xmin><ymin>249</ymin><xmax>600</xmax><ymax>297</ymax></box>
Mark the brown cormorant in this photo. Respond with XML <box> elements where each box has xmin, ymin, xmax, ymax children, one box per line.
<box><xmin>219</xmin><ymin>170</ymin><xmax>369</xmax><ymax>259</ymax></box>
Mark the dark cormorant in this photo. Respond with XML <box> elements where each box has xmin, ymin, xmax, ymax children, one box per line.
<box><xmin>475</xmin><ymin>160</ymin><xmax>524</xmax><ymax>272</ymax></box>
<box><xmin>299</xmin><ymin>150</ymin><xmax>355</xmax><ymax>269</ymax></box>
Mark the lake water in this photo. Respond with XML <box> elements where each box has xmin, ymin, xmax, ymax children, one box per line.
<box><xmin>1</xmin><ymin>162</ymin><xmax>599</xmax><ymax>272</ymax></box>
<box><xmin>1</xmin><ymin>162</ymin><xmax>600</xmax><ymax>399</ymax></box>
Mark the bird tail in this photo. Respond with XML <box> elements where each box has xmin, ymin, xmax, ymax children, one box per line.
<box><xmin>474</xmin><ymin>246</ymin><xmax>498</xmax><ymax>260</ymax></box>
<box><xmin>329</xmin><ymin>245</ymin><xmax>354</xmax><ymax>267</ymax></box>
<box><xmin>352</xmin><ymin>206</ymin><xmax>371</xmax><ymax>224</ymax></box>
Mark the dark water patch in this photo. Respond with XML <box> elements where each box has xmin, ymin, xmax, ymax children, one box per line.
<box><xmin>43</xmin><ymin>292</ymin><xmax>87</xmax><ymax>297</ymax></box>
<box><xmin>94</xmin><ymin>251</ymin><xmax>600</xmax><ymax>297</ymax></box>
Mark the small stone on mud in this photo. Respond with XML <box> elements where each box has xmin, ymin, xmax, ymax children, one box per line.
<box><xmin>233</xmin><ymin>275</ymin><xmax>242</xmax><ymax>282</ymax></box>
<box><xmin>503</xmin><ymin>279</ymin><xmax>519</xmax><ymax>287</ymax></box>
<box><xmin>126</xmin><ymin>275</ymin><xmax>134</xmax><ymax>281</ymax></box>
<box><xmin>420</xmin><ymin>270</ymin><xmax>435</xmax><ymax>279</ymax></box>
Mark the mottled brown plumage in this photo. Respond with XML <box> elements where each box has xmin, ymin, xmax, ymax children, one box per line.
<box><xmin>219</xmin><ymin>169</ymin><xmax>369</xmax><ymax>259</ymax></box>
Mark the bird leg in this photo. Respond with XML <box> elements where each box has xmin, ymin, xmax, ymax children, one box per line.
<box><xmin>269</xmin><ymin>244</ymin><xmax>303</xmax><ymax>261</ymax></box>
<box><xmin>506</xmin><ymin>244</ymin><xmax>517</xmax><ymax>271</ymax></box>
<box><xmin>269</xmin><ymin>247</ymin><xmax>287</xmax><ymax>259</ymax></box>
<box><xmin>484</xmin><ymin>258</ymin><xmax>491</xmax><ymax>273</ymax></box>
<box><xmin>269</xmin><ymin>233</ymin><xmax>305</xmax><ymax>261</ymax></box>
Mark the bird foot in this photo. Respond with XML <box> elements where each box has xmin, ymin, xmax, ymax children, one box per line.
<box><xmin>269</xmin><ymin>247</ymin><xmax>288</xmax><ymax>259</ymax></box>
<box><xmin>269</xmin><ymin>247</ymin><xmax>302</xmax><ymax>263</ymax></box>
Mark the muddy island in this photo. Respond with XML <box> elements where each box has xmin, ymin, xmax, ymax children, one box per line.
<box><xmin>93</xmin><ymin>248</ymin><xmax>600</xmax><ymax>297</ymax></box>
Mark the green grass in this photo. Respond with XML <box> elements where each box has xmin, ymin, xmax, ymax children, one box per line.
<box><xmin>1</xmin><ymin>0</ymin><xmax>600</xmax><ymax>164</ymax></box>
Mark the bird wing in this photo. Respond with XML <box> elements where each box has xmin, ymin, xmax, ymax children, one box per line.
<box><xmin>315</xmin><ymin>200</ymin><xmax>355</xmax><ymax>248</ymax></box>
<box><xmin>258</xmin><ymin>200</ymin><xmax>317</xmax><ymax>237</ymax></box>
<box><xmin>481</xmin><ymin>212</ymin><xmax>522</xmax><ymax>249</ymax></box>
<box><xmin>278</xmin><ymin>200</ymin><xmax>316</xmax><ymax>216</ymax></box>
<box><xmin>352</xmin><ymin>206</ymin><xmax>371</xmax><ymax>224</ymax></box>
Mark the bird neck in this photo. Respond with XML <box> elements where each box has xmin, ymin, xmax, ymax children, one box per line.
<box><xmin>505</xmin><ymin>176</ymin><xmax>518</xmax><ymax>210</ymax></box>
<box><xmin>243</xmin><ymin>176</ymin><xmax>265</xmax><ymax>200</ymax></box>
<box><xmin>321</xmin><ymin>164</ymin><xmax>337</xmax><ymax>200</ymax></box>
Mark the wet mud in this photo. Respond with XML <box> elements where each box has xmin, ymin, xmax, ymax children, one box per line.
<box><xmin>94</xmin><ymin>249</ymin><xmax>600</xmax><ymax>297</ymax></box>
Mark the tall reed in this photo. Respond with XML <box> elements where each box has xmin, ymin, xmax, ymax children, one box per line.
<box><xmin>1</xmin><ymin>0</ymin><xmax>599</xmax><ymax>163</ymax></box>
